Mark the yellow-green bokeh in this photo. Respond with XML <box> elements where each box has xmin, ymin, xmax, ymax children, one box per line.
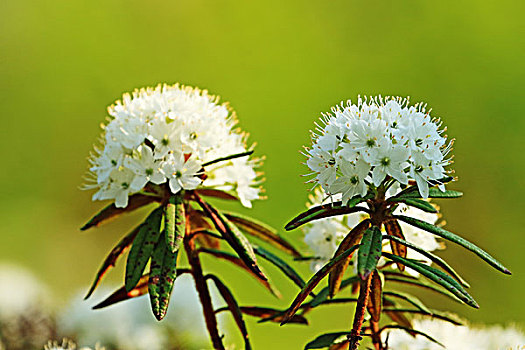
<box><xmin>1</xmin><ymin>0</ymin><xmax>524</xmax><ymax>348</ymax></box>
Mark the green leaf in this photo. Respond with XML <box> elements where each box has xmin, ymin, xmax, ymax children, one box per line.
<box><xmin>329</xmin><ymin>220</ymin><xmax>370</xmax><ymax>298</ymax></box>
<box><xmin>285</xmin><ymin>202</ymin><xmax>367</xmax><ymax>231</ymax></box>
<box><xmin>280</xmin><ymin>245</ymin><xmax>360</xmax><ymax>325</ymax></box>
<box><xmin>394</xmin><ymin>187</ymin><xmax>463</xmax><ymax>200</ymax></box>
<box><xmin>224</xmin><ymin>211</ymin><xmax>302</xmax><ymax>258</ymax></box>
<box><xmin>382</xmin><ymin>291</ymin><xmax>431</xmax><ymax>314</ymax></box>
<box><xmin>92</xmin><ymin>275</ymin><xmax>149</xmax><ymax>310</ymax></box>
<box><xmin>85</xmin><ymin>225</ymin><xmax>140</xmax><ymax>299</ymax></box>
<box><xmin>357</xmin><ymin>226</ymin><xmax>383</xmax><ymax>279</ymax></box>
<box><xmin>310</xmin><ymin>276</ymin><xmax>360</xmax><ymax>307</ymax></box>
<box><xmin>81</xmin><ymin>194</ymin><xmax>160</xmax><ymax>230</ymax></box>
<box><xmin>199</xmin><ymin>248</ymin><xmax>281</xmax><ymax>298</ymax></box>
<box><xmin>383</xmin><ymin>253</ymin><xmax>478</xmax><ymax>308</ymax></box>
<box><xmin>164</xmin><ymin>193</ymin><xmax>186</xmax><ymax>253</ymax></box>
<box><xmin>207</xmin><ymin>275</ymin><xmax>252</xmax><ymax>350</ymax></box>
<box><xmin>148</xmin><ymin>237</ymin><xmax>178</xmax><ymax>320</ymax></box>
<box><xmin>304</xmin><ymin>332</ymin><xmax>349</xmax><ymax>349</ymax></box>
<box><xmin>384</xmin><ymin>274</ymin><xmax>464</xmax><ymax>304</ymax></box>
<box><xmin>201</xmin><ymin>150</ymin><xmax>254</xmax><ymax>167</ymax></box>
<box><xmin>391</xmin><ymin>198</ymin><xmax>438</xmax><ymax>213</ymax></box>
<box><xmin>125</xmin><ymin>207</ymin><xmax>163</xmax><ymax>292</ymax></box>
<box><xmin>253</xmin><ymin>246</ymin><xmax>306</xmax><ymax>293</ymax></box>
<box><xmin>194</xmin><ymin>195</ymin><xmax>267</xmax><ymax>281</ymax></box>
<box><xmin>395</xmin><ymin>215</ymin><xmax>511</xmax><ymax>274</ymax></box>
<box><xmin>347</xmin><ymin>193</ymin><xmax>373</xmax><ymax>208</ymax></box>
<box><xmin>383</xmin><ymin>234</ymin><xmax>470</xmax><ymax>288</ymax></box>
<box><xmin>380</xmin><ymin>325</ymin><xmax>444</xmax><ymax>347</ymax></box>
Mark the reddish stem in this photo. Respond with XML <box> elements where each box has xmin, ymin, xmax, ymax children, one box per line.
<box><xmin>348</xmin><ymin>274</ymin><xmax>372</xmax><ymax>350</ymax></box>
<box><xmin>184</xmin><ymin>217</ymin><xmax>225</xmax><ymax>350</ymax></box>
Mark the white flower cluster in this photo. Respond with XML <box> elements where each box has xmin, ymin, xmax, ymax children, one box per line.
<box><xmin>385</xmin><ymin>318</ymin><xmax>525</xmax><ymax>350</ymax></box>
<box><xmin>85</xmin><ymin>84</ymin><xmax>261</xmax><ymax>208</ymax></box>
<box><xmin>302</xmin><ymin>189</ymin><xmax>443</xmax><ymax>273</ymax></box>
<box><xmin>306</xmin><ymin>96</ymin><xmax>453</xmax><ymax>201</ymax></box>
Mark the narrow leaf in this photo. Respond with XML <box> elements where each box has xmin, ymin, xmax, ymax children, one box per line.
<box><xmin>385</xmin><ymin>309</ymin><xmax>412</xmax><ymax>329</ymax></box>
<box><xmin>384</xmin><ymin>275</ymin><xmax>464</xmax><ymax>304</ymax></box>
<box><xmin>280</xmin><ymin>245</ymin><xmax>360</xmax><ymax>325</ymax></box>
<box><xmin>357</xmin><ymin>226</ymin><xmax>383</xmax><ymax>279</ymax></box>
<box><xmin>93</xmin><ymin>275</ymin><xmax>149</xmax><ymax>309</ymax></box>
<box><xmin>382</xmin><ymin>308</ymin><xmax>464</xmax><ymax>326</ymax></box>
<box><xmin>81</xmin><ymin>194</ymin><xmax>160</xmax><ymax>230</ymax></box>
<box><xmin>194</xmin><ymin>194</ymin><xmax>267</xmax><ymax>281</ymax></box>
<box><xmin>225</xmin><ymin>212</ymin><xmax>302</xmax><ymax>258</ymax></box>
<box><xmin>253</xmin><ymin>246</ymin><xmax>307</xmax><ymax>292</ymax></box>
<box><xmin>148</xmin><ymin>237</ymin><xmax>178</xmax><ymax>320</ymax></box>
<box><xmin>304</xmin><ymin>332</ymin><xmax>349</xmax><ymax>350</ymax></box>
<box><xmin>347</xmin><ymin>193</ymin><xmax>373</xmax><ymax>208</ymax></box>
<box><xmin>238</xmin><ymin>307</ymin><xmax>308</xmax><ymax>325</ymax></box>
<box><xmin>383</xmin><ymin>291</ymin><xmax>431</xmax><ymax>314</ymax></box>
<box><xmin>383</xmin><ymin>234</ymin><xmax>470</xmax><ymax>288</ymax></box>
<box><xmin>195</xmin><ymin>188</ymin><xmax>239</xmax><ymax>201</ymax></box>
<box><xmin>202</xmin><ymin>150</ymin><xmax>254</xmax><ymax>167</ymax></box>
<box><xmin>392</xmin><ymin>198</ymin><xmax>438</xmax><ymax>213</ymax></box>
<box><xmin>164</xmin><ymin>194</ymin><xmax>186</xmax><ymax>253</ymax></box>
<box><xmin>125</xmin><ymin>207</ymin><xmax>163</xmax><ymax>292</ymax></box>
<box><xmin>285</xmin><ymin>202</ymin><xmax>367</xmax><ymax>231</ymax></box>
<box><xmin>207</xmin><ymin>275</ymin><xmax>251</xmax><ymax>350</ymax></box>
<box><xmin>380</xmin><ymin>325</ymin><xmax>444</xmax><ymax>347</ymax></box>
<box><xmin>384</xmin><ymin>219</ymin><xmax>407</xmax><ymax>271</ymax></box>
<box><xmin>329</xmin><ymin>219</ymin><xmax>370</xmax><ymax>297</ymax></box>
<box><xmin>367</xmin><ymin>269</ymin><xmax>382</xmax><ymax>322</ymax></box>
<box><xmin>383</xmin><ymin>253</ymin><xmax>478</xmax><ymax>308</ymax></box>
<box><xmin>85</xmin><ymin>225</ymin><xmax>140</xmax><ymax>299</ymax></box>
<box><xmin>200</xmin><ymin>248</ymin><xmax>281</xmax><ymax>298</ymax></box>
<box><xmin>310</xmin><ymin>276</ymin><xmax>360</xmax><ymax>307</ymax></box>
<box><xmin>394</xmin><ymin>187</ymin><xmax>463</xmax><ymax>200</ymax></box>
<box><xmin>395</xmin><ymin>215</ymin><xmax>511</xmax><ymax>274</ymax></box>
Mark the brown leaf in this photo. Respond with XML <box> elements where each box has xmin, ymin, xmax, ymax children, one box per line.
<box><xmin>84</xmin><ymin>225</ymin><xmax>141</xmax><ymax>299</ymax></box>
<box><xmin>239</xmin><ymin>307</ymin><xmax>308</xmax><ymax>325</ymax></box>
<box><xmin>225</xmin><ymin>212</ymin><xmax>303</xmax><ymax>258</ymax></box>
<box><xmin>195</xmin><ymin>189</ymin><xmax>239</xmax><ymax>201</ymax></box>
<box><xmin>92</xmin><ymin>275</ymin><xmax>149</xmax><ymax>309</ymax></box>
<box><xmin>81</xmin><ymin>194</ymin><xmax>160</xmax><ymax>230</ymax></box>
<box><xmin>384</xmin><ymin>219</ymin><xmax>407</xmax><ymax>271</ymax></box>
<box><xmin>328</xmin><ymin>220</ymin><xmax>370</xmax><ymax>298</ymax></box>
<box><xmin>367</xmin><ymin>270</ymin><xmax>383</xmax><ymax>322</ymax></box>
<box><xmin>200</xmin><ymin>248</ymin><xmax>280</xmax><ymax>298</ymax></box>
<box><xmin>207</xmin><ymin>275</ymin><xmax>251</xmax><ymax>350</ymax></box>
<box><xmin>385</xmin><ymin>310</ymin><xmax>413</xmax><ymax>332</ymax></box>
<box><xmin>281</xmin><ymin>245</ymin><xmax>360</xmax><ymax>325</ymax></box>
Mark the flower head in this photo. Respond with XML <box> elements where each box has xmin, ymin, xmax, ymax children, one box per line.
<box><xmin>306</xmin><ymin>96</ymin><xmax>453</xmax><ymax>200</ymax></box>
<box><xmin>84</xmin><ymin>84</ymin><xmax>262</xmax><ymax>208</ymax></box>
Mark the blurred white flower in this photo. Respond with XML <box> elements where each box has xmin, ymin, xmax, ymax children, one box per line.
<box><xmin>85</xmin><ymin>83</ymin><xmax>262</xmax><ymax>208</ymax></box>
<box><xmin>58</xmin><ymin>275</ymin><xmax>211</xmax><ymax>350</ymax></box>
<box><xmin>306</xmin><ymin>96</ymin><xmax>453</xmax><ymax>200</ymax></box>
<box><xmin>385</xmin><ymin>318</ymin><xmax>525</xmax><ymax>350</ymax></box>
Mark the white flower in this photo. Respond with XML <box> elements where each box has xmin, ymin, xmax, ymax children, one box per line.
<box><xmin>305</xmin><ymin>96</ymin><xmax>453</xmax><ymax>200</ymax></box>
<box><xmin>124</xmin><ymin>145</ymin><xmax>166</xmax><ymax>191</ymax></box>
<box><xmin>84</xmin><ymin>83</ymin><xmax>262</xmax><ymax>208</ymax></box>
<box><xmin>162</xmin><ymin>152</ymin><xmax>203</xmax><ymax>194</ymax></box>
<box><xmin>330</xmin><ymin>158</ymin><xmax>370</xmax><ymax>204</ymax></box>
<box><xmin>385</xmin><ymin>318</ymin><xmax>525</xmax><ymax>350</ymax></box>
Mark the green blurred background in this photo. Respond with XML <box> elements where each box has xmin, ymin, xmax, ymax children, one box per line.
<box><xmin>1</xmin><ymin>0</ymin><xmax>524</xmax><ymax>348</ymax></box>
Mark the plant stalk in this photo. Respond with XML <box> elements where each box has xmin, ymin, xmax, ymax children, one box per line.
<box><xmin>184</xmin><ymin>219</ymin><xmax>225</xmax><ymax>350</ymax></box>
<box><xmin>348</xmin><ymin>274</ymin><xmax>372</xmax><ymax>350</ymax></box>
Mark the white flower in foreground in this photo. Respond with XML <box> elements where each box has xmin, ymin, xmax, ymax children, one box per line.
<box><xmin>385</xmin><ymin>318</ymin><xmax>525</xmax><ymax>350</ymax></box>
<box><xmin>306</xmin><ymin>96</ymin><xmax>453</xmax><ymax>200</ymax></box>
<box><xmin>85</xmin><ymin>83</ymin><xmax>262</xmax><ymax>208</ymax></box>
